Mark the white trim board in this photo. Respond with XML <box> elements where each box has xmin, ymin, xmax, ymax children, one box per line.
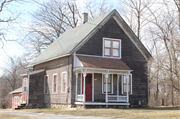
<box><xmin>74</xmin><ymin>102</ymin><xmax>130</xmax><ymax>105</ymax></box>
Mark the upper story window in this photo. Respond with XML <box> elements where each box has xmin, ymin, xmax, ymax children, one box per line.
<box><xmin>103</xmin><ymin>38</ymin><xmax>121</xmax><ymax>58</ymax></box>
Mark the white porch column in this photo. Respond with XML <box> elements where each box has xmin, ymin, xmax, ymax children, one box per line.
<box><xmin>104</xmin><ymin>70</ymin><xmax>109</xmax><ymax>107</ymax></box>
<box><xmin>117</xmin><ymin>74</ymin><xmax>120</xmax><ymax>100</ymax></box>
<box><xmin>126</xmin><ymin>74</ymin><xmax>129</xmax><ymax>104</ymax></box>
<box><xmin>82</xmin><ymin>69</ymin><xmax>87</xmax><ymax>104</ymax></box>
<box><xmin>75</xmin><ymin>71</ymin><xmax>79</xmax><ymax>101</ymax></box>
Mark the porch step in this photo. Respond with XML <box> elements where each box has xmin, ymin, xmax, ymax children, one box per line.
<box><xmin>15</xmin><ymin>103</ymin><xmax>26</xmax><ymax>110</ymax></box>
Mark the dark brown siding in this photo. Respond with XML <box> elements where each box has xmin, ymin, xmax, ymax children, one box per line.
<box><xmin>77</xmin><ymin>17</ymin><xmax>148</xmax><ymax>105</ymax></box>
<box><xmin>31</xmin><ymin>56</ymin><xmax>73</xmax><ymax>104</ymax></box>
<box><xmin>29</xmin><ymin>71</ymin><xmax>45</xmax><ymax>104</ymax></box>
<box><xmin>94</xmin><ymin>74</ymin><xmax>118</xmax><ymax>102</ymax></box>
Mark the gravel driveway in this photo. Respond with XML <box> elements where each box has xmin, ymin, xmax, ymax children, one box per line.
<box><xmin>0</xmin><ymin>109</ymin><xmax>110</xmax><ymax>119</ymax></box>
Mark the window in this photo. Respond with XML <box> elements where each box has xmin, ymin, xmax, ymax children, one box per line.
<box><xmin>44</xmin><ymin>75</ymin><xmax>48</xmax><ymax>94</ymax></box>
<box><xmin>24</xmin><ymin>78</ymin><xmax>27</xmax><ymax>92</ymax></box>
<box><xmin>102</xmin><ymin>74</ymin><xmax>113</xmax><ymax>94</ymax></box>
<box><xmin>62</xmin><ymin>72</ymin><xmax>67</xmax><ymax>93</ymax></box>
<box><xmin>53</xmin><ymin>74</ymin><xmax>57</xmax><ymax>94</ymax></box>
<box><xmin>103</xmin><ymin>38</ymin><xmax>121</xmax><ymax>58</ymax></box>
<box><xmin>122</xmin><ymin>74</ymin><xmax>132</xmax><ymax>94</ymax></box>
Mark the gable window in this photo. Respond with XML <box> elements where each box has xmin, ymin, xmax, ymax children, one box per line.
<box><xmin>122</xmin><ymin>74</ymin><xmax>132</xmax><ymax>94</ymax></box>
<box><xmin>102</xmin><ymin>74</ymin><xmax>113</xmax><ymax>94</ymax></box>
<box><xmin>44</xmin><ymin>75</ymin><xmax>48</xmax><ymax>94</ymax></box>
<box><xmin>62</xmin><ymin>72</ymin><xmax>67</xmax><ymax>93</ymax></box>
<box><xmin>53</xmin><ymin>73</ymin><xmax>57</xmax><ymax>94</ymax></box>
<box><xmin>103</xmin><ymin>38</ymin><xmax>121</xmax><ymax>58</ymax></box>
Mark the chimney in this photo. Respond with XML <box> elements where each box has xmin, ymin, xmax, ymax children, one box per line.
<box><xmin>82</xmin><ymin>13</ymin><xmax>88</xmax><ymax>24</ymax></box>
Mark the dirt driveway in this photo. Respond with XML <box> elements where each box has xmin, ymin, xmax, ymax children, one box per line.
<box><xmin>0</xmin><ymin>109</ymin><xmax>110</xmax><ymax>119</ymax></box>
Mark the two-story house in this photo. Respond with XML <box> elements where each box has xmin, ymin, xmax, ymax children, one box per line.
<box><xmin>10</xmin><ymin>9</ymin><xmax>151</xmax><ymax>109</ymax></box>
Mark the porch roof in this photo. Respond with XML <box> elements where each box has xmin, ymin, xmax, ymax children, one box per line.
<box><xmin>75</xmin><ymin>55</ymin><xmax>132</xmax><ymax>73</ymax></box>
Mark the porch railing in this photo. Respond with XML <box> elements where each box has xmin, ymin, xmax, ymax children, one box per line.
<box><xmin>108</xmin><ymin>95</ymin><xmax>128</xmax><ymax>102</ymax></box>
<box><xmin>76</xmin><ymin>95</ymin><xmax>84</xmax><ymax>102</ymax></box>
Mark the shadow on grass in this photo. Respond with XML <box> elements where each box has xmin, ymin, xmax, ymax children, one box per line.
<box><xmin>85</xmin><ymin>105</ymin><xmax>180</xmax><ymax>110</ymax></box>
<box><xmin>129</xmin><ymin>106</ymin><xmax>180</xmax><ymax>110</ymax></box>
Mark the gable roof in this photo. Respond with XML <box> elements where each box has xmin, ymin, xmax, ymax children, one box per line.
<box><xmin>29</xmin><ymin>9</ymin><xmax>151</xmax><ymax>67</ymax></box>
<box><xmin>9</xmin><ymin>87</ymin><xmax>22</xmax><ymax>94</ymax></box>
<box><xmin>76</xmin><ymin>55</ymin><xmax>131</xmax><ymax>71</ymax></box>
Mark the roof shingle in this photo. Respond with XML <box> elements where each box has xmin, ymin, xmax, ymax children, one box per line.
<box><xmin>77</xmin><ymin>55</ymin><xmax>131</xmax><ymax>71</ymax></box>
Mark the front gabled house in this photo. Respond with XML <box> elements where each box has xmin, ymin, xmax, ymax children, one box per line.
<box><xmin>10</xmin><ymin>9</ymin><xmax>151</xmax><ymax>109</ymax></box>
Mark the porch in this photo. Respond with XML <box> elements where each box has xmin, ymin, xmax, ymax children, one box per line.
<box><xmin>73</xmin><ymin>67</ymin><xmax>132</xmax><ymax>107</ymax></box>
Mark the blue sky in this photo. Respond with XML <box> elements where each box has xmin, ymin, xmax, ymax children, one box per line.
<box><xmin>0</xmin><ymin>0</ymin><xmax>120</xmax><ymax>75</ymax></box>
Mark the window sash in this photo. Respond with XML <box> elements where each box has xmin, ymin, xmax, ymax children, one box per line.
<box><xmin>62</xmin><ymin>73</ymin><xmax>67</xmax><ymax>93</ymax></box>
<box><xmin>44</xmin><ymin>76</ymin><xmax>48</xmax><ymax>94</ymax></box>
<box><xmin>104</xmin><ymin>39</ymin><xmax>120</xmax><ymax>58</ymax></box>
<box><xmin>103</xmin><ymin>75</ymin><xmax>112</xmax><ymax>93</ymax></box>
<box><xmin>104</xmin><ymin>40</ymin><xmax>111</xmax><ymax>47</ymax></box>
<box><xmin>122</xmin><ymin>75</ymin><xmax>132</xmax><ymax>94</ymax></box>
<box><xmin>53</xmin><ymin>75</ymin><xmax>57</xmax><ymax>93</ymax></box>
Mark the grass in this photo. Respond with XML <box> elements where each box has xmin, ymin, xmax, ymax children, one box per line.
<box><xmin>16</xmin><ymin>106</ymin><xmax>180</xmax><ymax>119</ymax></box>
<box><xmin>0</xmin><ymin>113</ymin><xmax>42</xmax><ymax>119</ymax></box>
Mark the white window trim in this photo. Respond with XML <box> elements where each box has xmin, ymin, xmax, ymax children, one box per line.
<box><xmin>121</xmin><ymin>74</ymin><xmax>132</xmax><ymax>94</ymax></box>
<box><xmin>61</xmin><ymin>71</ymin><xmax>67</xmax><ymax>93</ymax></box>
<box><xmin>52</xmin><ymin>73</ymin><xmax>58</xmax><ymax>94</ymax></box>
<box><xmin>102</xmin><ymin>74</ymin><xmax>113</xmax><ymax>94</ymax></box>
<box><xmin>92</xmin><ymin>73</ymin><xmax>94</xmax><ymax>102</ymax></box>
<box><xmin>103</xmin><ymin>37</ymin><xmax>121</xmax><ymax>59</ymax></box>
<box><xmin>44</xmin><ymin>75</ymin><xmax>49</xmax><ymax>94</ymax></box>
<box><xmin>80</xmin><ymin>73</ymin><xmax>82</xmax><ymax>95</ymax></box>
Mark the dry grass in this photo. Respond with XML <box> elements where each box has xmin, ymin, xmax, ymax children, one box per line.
<box><xmin>16</xmin><ymin>106</ymin><xmax>180</xmax><ymax>119</ymax></box>
<box><xmin>0</xmin><ymin>113</ymin><xmax>42</xmax><ymax>119</ymax></box>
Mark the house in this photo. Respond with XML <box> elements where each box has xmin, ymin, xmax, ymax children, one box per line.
<box><xmin>9</xmin><ymin>87</ymin><xmax>22</xmax><ymax>109</ymax></box>
<box><xmin>10</xmin><ymin>9</ymin><xmax>151</xmax><ymax>109</ymax></box>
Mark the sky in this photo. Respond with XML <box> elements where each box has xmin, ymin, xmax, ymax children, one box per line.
<box><xmin>0</xmin><ymin>0</ymin><xmax>120</xmax><ymax>76</ymax></box>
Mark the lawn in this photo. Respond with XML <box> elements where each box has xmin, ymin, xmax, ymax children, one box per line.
<box><xmin>0</xmin><ymin>113</ymin><xmax>41</xmax><ymax>119</ymax></box>
<box><xmin>16</xmin><ymin>106</ymin><xmax>180</xmax><ymax>119</ymax></box>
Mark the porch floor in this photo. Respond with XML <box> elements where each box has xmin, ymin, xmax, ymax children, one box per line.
<box><xmin>74</xmin><ymin>102</ymin><xmax>130</xmax><ymax>105</ymax></box>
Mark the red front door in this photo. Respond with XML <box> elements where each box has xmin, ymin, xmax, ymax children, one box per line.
<box><xmin>82</xmin><ymin>74</ymin><xmax>92</xmax><ymax>101</ymax></box>
<box><xmin>23</xmin><ymin>78</ymin><xmax>27</xmax><ymax>103</ymax></box>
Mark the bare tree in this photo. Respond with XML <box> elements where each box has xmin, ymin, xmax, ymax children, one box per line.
<box><xmin>119</xmin><ymin>0</ymin><xmax>156</xmax><ymax>40</ymax></box>
<box><xmin>21</xmin><ymin>0</ymin><xmax>112</xmax><ymax>60</ymax></box>
<box><xmin>0</xmin><ymin>56</ymin><xmax>28</xmax><ymax>108</ymax></box>
<box><xmin>147</xmin><ymin>0</ymin><xmax>180</xmax><ymax>106</ymax></box>
<box><xmin>0</xmin><ymin>0</ymin><xmax>24</xmax><ymax>49</ymax></box>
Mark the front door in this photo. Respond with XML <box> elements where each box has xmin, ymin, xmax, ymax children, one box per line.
<box><xmin>23</xmin><ymin>78</ymin><xmax>27</xmax><ymax>103</ymax></box>
<box><xmin>82</xmin><ymin>74</ymin><xmax>92</xmax><ymax>101</ymax></box>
